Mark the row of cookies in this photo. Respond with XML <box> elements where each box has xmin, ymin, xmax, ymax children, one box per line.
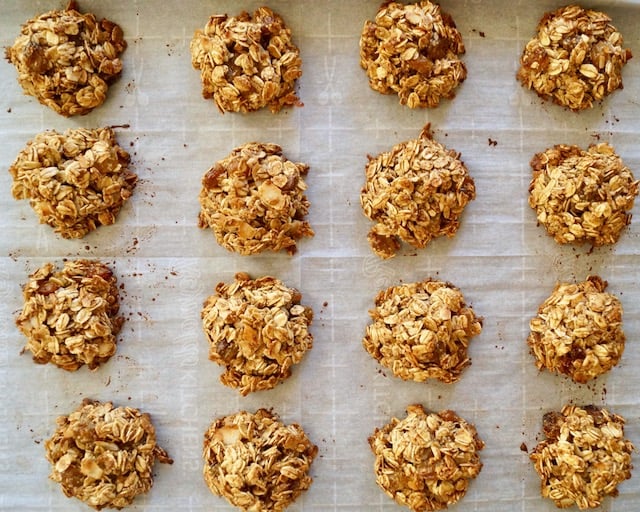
<box><xmin>5</xmin><ymin>3</ymin><xmax>633</xmax><ymax>117</ymax></box>
<box><xmin>6</xmin><ymin>0</ymin><xmax>632</xmax><ymax>116</ymax></box>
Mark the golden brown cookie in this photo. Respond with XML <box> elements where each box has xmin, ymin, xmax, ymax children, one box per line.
<box><xmin>5</xmin><ymin>1</ymin><xmax>127</xmax><ymax>116</ymax></box>
<box><xmin>9</xmin><ymin>127</ymin><xmax>137</xmax><ymax>239</ymax></box>
<box><xmin>361</xmin><ymin>126</ymin><xmax>475</xmax><ymax>259</ymax></box>
<box><xmin>198</xmin><ymin>142</ymin><xmax>313</xmax><ymax>255</ymax></box>
<box><xmin>363</xmin><ymin>278</ymin><xmax>482</xmax><ymax>383</ymax></box>
<box><xmin>359</xmin><ymin>1</ymin><xmax>466</xmax><ymax>108</ymax></box>
<box><xmin>201</xmin><ymin>272</ymin><xmax>313</xmax><ymax>395</ymax></box>
<box><xmin>528</xmin><ymin>143</ymin><xmax>638</xmax><ymax>246</ymax></box>
<box><xmin>16</xmin><ymin>259</ymin><xmax>124</xmax><ymax>371</ymax></box>
<box><xmin>517</xmin><ymin>5</ymin><xmax>631</xmax><ymax>110</ymax></box>
<box><xmin>45</xmin><ymin>398</ymin><xmax>172</xmax><ymax>510</ymax></box>
<box><xmin>369</xmin><ymin>404</ymin><xmax>484</xmax><ymax>511</ymax></box>
<box><xmin>527</xmin><ymin>275</ymin><xmax>624</xmax><ymax>383</ymax></box>
<box><xmin>190</xmin><ymin>6</ymin><xmax>302</xmax><ymax>113</ymax></box>
<box><xmin>203</xmin><ymin>409</ymin><xmax>317</xmax><ymax>511</ymax></box>
<box><xmin>530</xmin><ymin>405</ymin><xmax>633</xmax><ymax>509</ymax></box>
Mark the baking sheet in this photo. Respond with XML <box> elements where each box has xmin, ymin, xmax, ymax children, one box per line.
<box><xmin>1</xmin><ymin>1</ymin><xmax>640</xmax><ymax>510</ymax></box>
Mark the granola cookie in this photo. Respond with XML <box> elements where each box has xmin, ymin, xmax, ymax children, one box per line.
<box><xmin>359</xmin><ymin>1</ymin><xmax>466</xmax><ymax>108</ymax></box>
<box><xmin>527</xmin><ymin>275</ymin><xmax>624</xmax><ymax>383</ymax></box>
<box><xmin>190</xmin><ymin>6</ymin><xmax>302</xmax><ymax>113</ymax></box>
<box><xmin>201</xmin><ymin>272</ymin><xmax>313</xmax><ymax>395</ymax></box>
<box><xmin>361</xmin><ymin>126</ymin><xmax>475</xmax><ymax>259</ymax></box>
<box><xmin>198</xmin><ymin>142</ymin><xmax>313</xmax><ymax>255</ymax></box>
<box><xmin>45</xmin><ymin>399</ymin><xmax>172</xmax><ymax>510</ymax></box>
<box><xmin>16</xmin><ymin>259</ymin><xmax>124</xmax><ymax>371</ymax></box>
<box><xmin>5</xmin><ymin>1</ymin><xmax>126</xmax><ymax>116</ymax></box>
<box><xmin>363</xmin><ymin>278</ymin><xmax>482</xmax><ymax>383</ymax></box>
<box><xmin>9</xmin><ymin>127</ymin><xmax>137</xmax><ymax>239</ymax></box>
<box><xmin>530</xmin><ymin>405</ymin><xmax>633</xmax><ymax>509</ymax></box>
<box><xmin>203</xmin><ymin>409</ymin><xmax>317</xmax><ymax>511</ymax></box>
<box><xmin>369</xmin><ymin>404</ymin><xmax>484</xmax><ymax>511</ymax></box>
<box><xmin>528</xmin><ymin>143</ymin><xmax>638</xmax><ymax>246</ymax></box>
<box><xmin>517</xmin><ymin>5</ymin><xmax>632</xmax><ymax>111</ymax></box>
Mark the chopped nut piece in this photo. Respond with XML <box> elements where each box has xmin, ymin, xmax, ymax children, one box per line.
<box><xmin>201</xmin><ymin>272</ymin><xmax>313</xmax><ymax>395</ymax></box>
<box><xmin>9</xmin><ymin>127</ymin><xmax>137</xmax><ymax>239</ymax></box>
<box><xmin>360</xmin><ymin>125</ymin><xmax>475</xmax><ymax>259</ymax></box>
<box><xmin>369</xmin><ymin>404</ymin><xmax>484</xmax><ymax>511</ymax></box>
<box><xmin>190</xmin><ymin>6</ymin><xmax>302</xmax><ymax>113</ymax></box>
<box><xmin>528</xmin><ymin>143</ymin><xmax>638</xmax><ymax>246</ymax></box>
<box><xmin>45</xmin><ymin>399</ymin><xmax>172</xmax><ymax>510</ymax></box>
<box><xmin>5</xmin><ymin>1</ymin><xmax>127</xmax><ymax>116</ymax></box>
<box><xmin>517</xmin><ymin>5</ymin><xmax>631</xmax><ymax>110</ymax></box>
<box><xmin>531</xmin><ymin>405</ymin><xmax>633</xmax><ymax>509</ymax></box>
<box><xmin>203</xmin><ymin>409</ymin><xmax>317</xmax><ymax>511</ymax></box>
<box><xmin>198</xmin><ymin>142</ymin><xmax>313</xmax><ymax>255</ymax></box>
<box><xmin>16</xmin><ymin>259</ymin><xmax>124</xmax><ymax>371</ymax></box>
<box><xmin>363</xmin><ymin>278</ymin><xmax>482</xmax><ymax>383</ymax></box>
<box><xmin>360</xmin><ymin>1</ymin><xmax>466</xmax><ymax>108</ymax></box>
<box><xmin>527</xmin><ymin>275</ymin><xmax>625</xmax><ymax>383</ymax></box>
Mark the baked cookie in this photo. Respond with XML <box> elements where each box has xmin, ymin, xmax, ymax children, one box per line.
<box><xmin>45</xmin><ymin>399</ymin><xmax>172</xmax><ymax>510</ymax></box>
<box><xmin>190</xmin><ymin>6</ymin><xmax>302</xmax><ymax>113</ymax></box>
<box><xmin>527</xmin><ymin>275</ymin><xmax>624</xmax><ymax>383</ymax></box>
<box><xmin>9</xmin><ymin>127</ymin><xmax>137</xmax><ymax>239</ymax></box>
<box><xmin>5</xmin><ymin>1</ymin><xmax>126</xmax><ymax>116</ymax></box>
<box><xmin>16</xmin><ymin>259</ymin><xmax>124</xmax><ymax>371</ymax></box>
<box><xmin>198</xmin><ymin>142</ymin><xmax>313</xmax><ymax>255</ymax></box>
<box><xmin>363</xmin><ymin>278</ymin><xmax>482</xmax><ymax>383</ymax></box>
<box><xmin>517</xmin><ymin>5</ymin><xmax>632</xmax><ymax>111</ymax></box>
<box><xmin>369</xmin><ymin>404</ymin><xmax>484</xmax><ymax>511</ymax></box>
<box><xmin>528</xmin><ymin>143</ymin><xmax>638</xmax><ymax>246</ymax></box>
<box><xmin>359</xmin><ymin>1</ymin><xmax>466</xmax><ymax>108</ymax></box>
<box><xmin>203</xmin><ymin>409</ymin><xmax>317</xmax><ymax>511</ymax></box>
<box><xmin>361</xmin><ymin>126</ymin><xmax>475</xmax><ymax>259</ymax></box>
<box><xmin>201</xmin><ymin>272</ymin><xmax>313</xmax><ymax>395</ymax></box>
<box><xmin>530</xmin><ymin>405</ymin><xmax>633</xmax><ymax>509</ymax></box>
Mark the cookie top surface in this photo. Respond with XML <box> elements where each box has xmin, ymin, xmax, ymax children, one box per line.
<box><xmin>203</xmin><ymin>408</ymin><xmax>317</xmax><ymax>511</ymax></box>
<box><xmin>9</xmin><ymin>127</ymin><xmax>137</xmax><ymax>239</ymax></box>
<box><xmin>198</xmin><ymin>142</ymin><xmax>313</xmax><ymax>255</ymax></box>
<box><xmin>530</xmin><ymin>405</ymin><xmax>634</xmax><ymax>509</ymax></box>
<box><xmin>517</xmin><ymin>4</ymin><xmax>631</xmax><ymax>110</ymax></box>
<box><xmin>190</xmin><ymin>6</ymin><xmax>302</xmax><ymax>113</ymax></box>
<box><xmin>201</xmin><ymin>272</ymin><xmax>313</xmax><ymax>395</ymax></box>
<box><xmin>363</xmin><ymin>278</ymin><xmax>482</xmax><ymax>383</ymax></box>
<box><xmin>361</xmin><ymin>126</ymin><xmax>475</xmax><ymax>259</ymax></box>
<box><xmin>528</xmin><ymin>143</ymin><xmax>638</xmax><ymax>246</ymax></box>
<box><xmin>359</xmin><ymin>0</ymin><xmax>466</xmax><ymax>108</ymax></box>
<box><xmin>527</xmin><ymin>275</ymin><xmax>624</xmax><ymax>383</ymax></box>
<box><xmin>5</xmin><ymin>1</ymin><xmax>126</xmax><ymax>116</ymax></box>
<box><xmin>45</xmin><ymin>399</ymin><xmax>172</xmax><ymax>510</ymax></box>
<box><xmin>16</xmin><ymin>259</ymin><xmax>124</xmax><ymax>371</ymax></box>
<box><xmin>369</xmin><ymin>404</ymin><xmax>484</xmax><ymax>511</ymax></box>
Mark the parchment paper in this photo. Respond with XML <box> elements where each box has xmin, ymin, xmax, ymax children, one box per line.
<box><xmin>1</xmin><ymin>1</ymin><xmax>640</xmax><ymax>510</ymax></box>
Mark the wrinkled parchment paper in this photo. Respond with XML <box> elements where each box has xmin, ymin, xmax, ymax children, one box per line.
<box><xmin>1</xmin><ymin>1</ymin><xmax>640</xmax><ymax>510</ymax></box>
